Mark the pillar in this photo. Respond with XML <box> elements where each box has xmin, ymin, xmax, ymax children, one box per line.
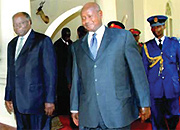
<box><xmin>95</xmin><ymin>0</ymin><xmax>117</xmax><ymax>25</ymax></box>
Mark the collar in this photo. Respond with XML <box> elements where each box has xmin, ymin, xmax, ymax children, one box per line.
<box><xmin>88</xmin><ymin>25</ymin><xmax>105</xmax><ymax>50</ymax></box>
<box><xmin>89</xmin><ymin>25</ymin><xmax>105</xmax><ymax>36</ymax></box>
<box><xmin>155</xmin><ymin>36</ymin><xmax>165</xmax><ymax>45</ymax></box>
<box><xmin>19</xmin><ymin>29</ymin><xmax>32</xmax><ymax>41</ymax></box>
<box><xmin>61</xmin><ymin>38</ymin><xmax>69</xmax><ymax>45</ymax></box>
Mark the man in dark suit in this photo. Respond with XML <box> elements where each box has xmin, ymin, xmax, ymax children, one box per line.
<box><xmin>77</xmin><ymin>25</ymin><xmax>88</xmax><ymax>39</ymax></box>
<box><xmin>4</xmin><ymin>12</ymin><xmax>57</xmax><ymax>129</ymax></box>
<box><xmin>70</xmin><ymin>2</ymin><xmax>151</xmax><ymax>130</ymax></box>
<box><xmin>142</xmin><ymin>15</ymin><xmax>180</xmax><ymax>130</ymax></box>
<box><xmin>54</xmin><ymin>27</ymin><xmax>72</xmax><ymax>115</ymax></box>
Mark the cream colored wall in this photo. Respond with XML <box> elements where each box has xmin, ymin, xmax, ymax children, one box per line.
<box><xmin>116</xmin><ymin>0</ymin><xmax>134</xmax><ymax>30</ymax></box>
<box><xmin>0</xmin><ymin>0</ymin><xmax>1</xmax><ymax>56</ymax></box>
<box><xmin>115</xmin><ymin>0</ymin><xmax>180</xmax><ymax>42</ymax></box>
<box><xmin>133</xmin><ymin>0</ymin><xmax>145</xmax><ymax>42</ymax></box>
<box><xmin>170</xmin><ymin>0</ymin><xmax>180</xmax><ymax>38</ymax></box>
<box><xmin>30</xmin><ymin>0</ymin><xmax>94</xmax><ymax>42</ymax></box>
<box><xmin>96</xmin><ymin>0</ymin><xmax>117</xmax><ymax>25</ymax></box>
<box><xmin>143</xmin><ymin>0</ymin><xmax>180</xmax><ymax>42</ymax></box>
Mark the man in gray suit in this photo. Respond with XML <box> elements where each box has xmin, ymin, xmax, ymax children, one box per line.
<box><xmin>70</xmin><ymin>2</ymin><xmax>151</xmax><ymax>129</ymax></box>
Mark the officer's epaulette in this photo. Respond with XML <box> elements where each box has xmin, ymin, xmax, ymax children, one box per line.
<box><xmin>170</xmin><ymin>37</ymin><xmax>178</xmax><ymax>41</ymax></box>
<box><xmin>170</xmin><ymin>37</ymin><xmax>180</xmax><ymax>43</ymax></box>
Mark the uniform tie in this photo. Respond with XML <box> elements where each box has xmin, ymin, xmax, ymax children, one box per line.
<box><xmin>159</xmin><ymin>39</ymin><xmax>162</xmax><ymax>50</ymax></box>
<box><xmin>15</xmin><ymin>37</ymin><xmax>24</xmax><ymax>60</ymax></box>
<box><xmin>90</xmin><ymin>33</ymin><xmax>98</xmax><ymax>59</ymax></box>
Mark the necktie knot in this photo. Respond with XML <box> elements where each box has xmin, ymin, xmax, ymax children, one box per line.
<box><xmin>93</xmin><ymin>33</ymin><xmax>97</xmax><ymax>37</ymax></box>
<box><xmin>90</xmin><ymin>33</ymin><xmax>97</xmax><ymax>59</ymax></box>
<box><xmin>159</xmin><ymin>39</ymin><xmax>162</xmax><ymax>43</ymax></box>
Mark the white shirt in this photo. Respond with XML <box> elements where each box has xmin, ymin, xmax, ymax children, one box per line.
<box><xmin>15</xmin><ymin>29</ymin><xmax>32</xmax><ymax>57</ymax></box>
<box><xmin>88</xmin><ymin>25</ymin><xmax>105</xmax><ymax>51</ymax></box>
<box><xmin>155</xmin><ymin>36</ymin><xmax>165</xmax><ymax>46</ymax></box>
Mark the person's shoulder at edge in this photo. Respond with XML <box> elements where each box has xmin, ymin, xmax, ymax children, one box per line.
<box><xmin>33</xmin><ymin>30</ymin><xmax>51</xmax><ymax>39</ymax></box>
<box><xmin>72</xmin><ymin>34</ymin><xmax>88</xmax><ymax>47</ymax></box>
<box><xmin>144</xmin><ymin>38</ymin><xmax>155</xmax><ymax>45</ymax></box>
<box><xmin>169</xmin><ymin>36</ymin><xmax>180</xmax><ymax>43</ymax></box>
<box><xmin>106</xmin><ymin>26</ymin><xmax>131</xmax><ymax>36</ymax></box>
<box><xmin>8</xmin><ymin>36</ymin><xmax>18</xmax><ymax>45</ymax></box>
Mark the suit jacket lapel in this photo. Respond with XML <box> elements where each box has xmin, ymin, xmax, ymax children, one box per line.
<box><xmin>162</xmin><ymin>36</ymin><xmax>168</xmax><ymax>51</ymax></box>
<box><xmin>17</xmin><ymin>30</ymin><xmax>35</xmax><ymax>59</ymax></box>
<box><xmin>96</xmin><ymin>27</ymin><xmax>111</xmax><ymax>60</ymax></box>
<box><xmin>81</xmin><ymin>34</ymin><xmax>95</xmax><ymax>60</ymax></box>
<box><xmin>151</xmin><ymin>38</ymin><xmax>160</xmax><ymax>50</ymax></box>
<box><xmin>11</xmin><ymin>37</ymin><xmax>18</xmax><ymax>62</ymax></box>
<box><xmin>81</xmin><ymin>27</ymin><xmax>112</xmax><ymax>61</ymax></box>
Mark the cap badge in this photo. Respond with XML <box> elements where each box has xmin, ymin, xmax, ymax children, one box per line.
<box><xmin>154</xmin><ymin>17</ymin><xmax>158</xmax><ymax>23</ymax></box>
<box><xmin>110</xmin><ymin>23</ymin><xmax>115</xmax><ymax>27</ymax></box>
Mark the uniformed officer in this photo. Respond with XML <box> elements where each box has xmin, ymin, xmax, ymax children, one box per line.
<box><xmin>107</xmin><ymin>21</ymin><xmax>125</xmax><ymax>29</ymax></box>
<box><xmin>142</xmin><ymin>15</ymin><xmax>180</xmax><ymax>130</ymax></box>
<box><xmin>129</xmin><ymin>28</ymin><xmax>144</xmax><ymax>55</ymax></box>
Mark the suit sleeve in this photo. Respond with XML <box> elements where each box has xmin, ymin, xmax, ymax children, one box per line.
<box><xmin>124</xmin><ymin>31</ymin><xmax>150</xmax><ymax>107</ymax></box>
<box><xmin>70</xmin><ymin>44</ymin><xmax>80</xmax><ymax>111</ymax></box>
<box><xmin>175</xmin><ymin>40</ymin><xmax>180</xmax><ymax>71</ymax></box>
<box><xmin>41</xmin><ymin>36</ymin><xmax>57</xmax><ymax>103</ymax></box>
<box><xmin>141</xmin><ymin>44</ymin><xmax>150</xmax><ymax>76</ymax></box>
<box><xmin>4</xmin><ymin>43</ymin><xmax>12</xmax><ymax>101</ymax></box>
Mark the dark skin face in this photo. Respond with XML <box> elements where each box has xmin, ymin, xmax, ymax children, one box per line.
<box><xmin>62</xmin><ymin>34</ymin><xmax>71</xmax><ymax>42</ymax></box>
<box><xmin>151</xmin><ymin>25</ymin><xmax>165</xmax><ymax>39</ymax></box>
<box><xmin>81</xmin><ymin>3</ymin><xmax>103</xmax><ymax>32</ymax></box>
<box><xmin>13</xmin><ymin>13</ymin><xmax>31</xmax><ymax>36</ymax></box>
<box><xmin>134</xmin><ymin>35</ymin><xmax>140</xmax><ymax>43</ymax></box>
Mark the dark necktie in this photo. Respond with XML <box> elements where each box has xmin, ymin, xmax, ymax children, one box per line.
<box><xmin>159</xmin><ymin>39</ymin><xmax>162</xmax><ymax>50</ymax></box>
<box><xmin>90</xmin><ymin>33</ymin><xmax>97</xmax><ymax>59</ymax></box>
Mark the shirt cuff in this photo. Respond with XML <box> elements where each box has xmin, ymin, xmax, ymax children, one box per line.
<box><xmin>71</xmin><ymin>110</ymin><xmax>78</xmax><ymax>113</ymax></box>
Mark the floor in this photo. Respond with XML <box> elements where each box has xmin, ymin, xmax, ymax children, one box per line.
<box><xmin>0</xmin><ymin>123</ymin><xmax>16</xmax><ymax>130</ymax></box>
<box><xmin>1</xmin><ymin>115</ymin><xmax>180</xmax><ymax>130</ymax></box>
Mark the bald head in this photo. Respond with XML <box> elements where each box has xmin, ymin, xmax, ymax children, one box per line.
<box><xmin>81</xmin><ymin>2</ymin><xmax>103</xmax><ymax>32</ymax></box>
<box><xmin>81</xmin><ymin>2</ymin><xmax>101</xmax><ymax>13</ymax></box>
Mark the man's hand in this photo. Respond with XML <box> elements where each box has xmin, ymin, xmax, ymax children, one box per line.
<box><xmin>139</xmin><ymin>107</ymin><xmax>151</xmax><ymax>123</ymax></box>
<box><xmin>71</xmin><ymin>113</ymin><xmax>79</xmax><ymax>126</ymax></box>
<box><xmin>45</xmin><ymin>103</ymin><xmax>55</xmax><ymax>116</ymax></box>
<box><xmin>68</xmin><ymin>84</ymin><xmax>72</xmax><ymax>91</ymax></box>
<box><xmin>5</xmin><ymin>101</ymin><xmax>13</xmax><ymax>114</ymax></box>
